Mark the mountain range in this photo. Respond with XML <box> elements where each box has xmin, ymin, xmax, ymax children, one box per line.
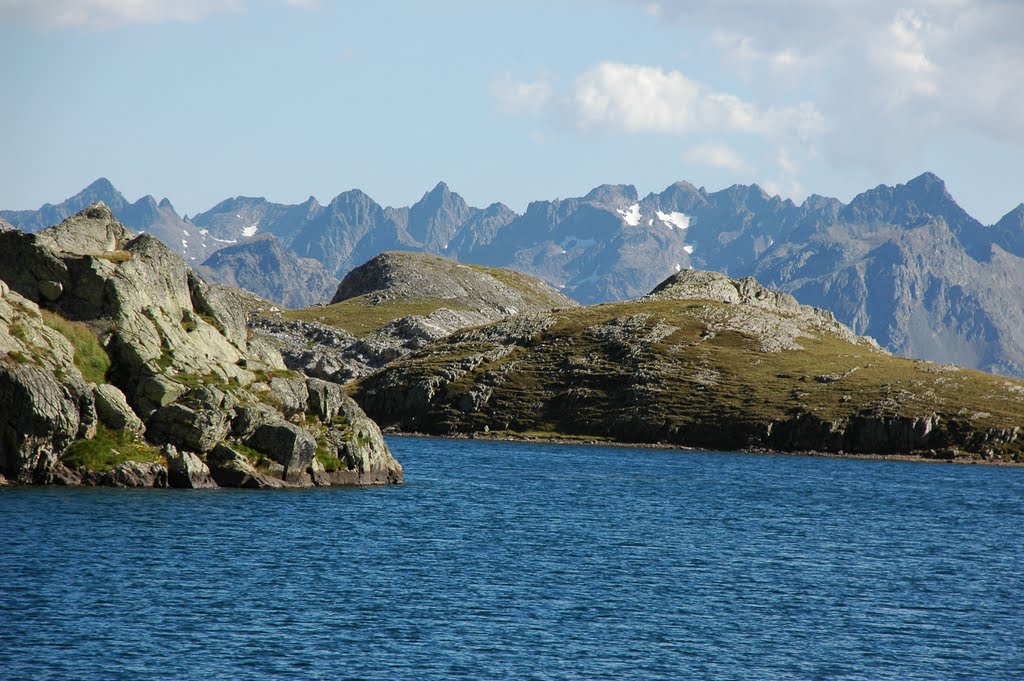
<box><xmin>3</xmin><ymin>174</ymin><xmax>1022</xmax><ymax>376</ymax></box>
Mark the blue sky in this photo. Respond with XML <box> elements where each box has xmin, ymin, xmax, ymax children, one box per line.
<box><xmin>1</xmin><ymin>0</ymin><xmax>1022</xmax><ymax>223</ymax></box>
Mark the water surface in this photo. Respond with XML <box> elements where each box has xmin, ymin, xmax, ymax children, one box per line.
<box><xmin>2</xmin><ymin>437</ymin><xmax>1022</xmax><ymax>679</ymax></box>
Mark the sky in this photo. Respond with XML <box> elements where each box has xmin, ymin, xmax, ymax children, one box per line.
<box><xmin>1</xmin><ymin>0</ymin><xmax>1022</xmax><ymax>223</ymax></box>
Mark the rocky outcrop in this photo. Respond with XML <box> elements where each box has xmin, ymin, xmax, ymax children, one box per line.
<box><xmin>646</xmin><ymin>269</ymin><xmax>874</xmax><ymax>351</ymax></box>
<box><xmin>0</xmin><ymin>204</ymin><xmax>403</xmax><ymax>487</ymax></box>
<box><xmin>353</xmin><ymin>269</ymin><xmax>1024</xmax><ymax>463</ymax></box>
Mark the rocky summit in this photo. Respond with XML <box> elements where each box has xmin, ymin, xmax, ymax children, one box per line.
<box><xmin>352</xmin><ymin>268</ymin><xmax>1024</xmax><ymax>463</ymax></box>
<box><xmin>250</xmin><ymin>250</ymin><xmax>577</xmax><ymax>383</ymax></box>
<box><xmin>0</xmin><ymin>203</ymin><xmax>402</xmax><ymax>487</ymax></box>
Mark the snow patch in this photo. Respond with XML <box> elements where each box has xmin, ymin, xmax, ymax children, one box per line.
<box><xmin>683</xmin><ymin>245</ymin><xmax>694</xmax><ymax>254</ymax></box>
<box><xmin>212</xmin><ymin>237</ymin><xmax>237</xmax><ymax>244</ymax></box>
<box><xmin>648</xmin><ymin>218</ymin><xmax>653</xmax><ymax>227</ymax></box>
<box><xmin>617</xmin><ymin>203</ymin><xmax>641</xmax><ymax>226</ymax></box>
<box><xmin>181</xmin><ymin>240</ymin><xmax>188</xmax><ymax>248</ymax></box>
<box><xmin>656</xmin><ymin>210</ymin><xmax>690</xmax><ymax>230</ymax></box>
<box><xmin>182</xmin><ymin>229</ymin><xmax>190</xmax><ymax>237</ymax></box>
<box><xmin>675</xmin><ymin>263</ymin><xmax>681</xmax><ymax>272</ymax></box>
<box><xmin>199</xmin><ymin>229</ymin><xmax>209</xmax><ymax>236</ymax></box>
<box><xmin>241</xmin><ymin>223</ymin><xmax>259</xmax><ymax>238</ymax></box>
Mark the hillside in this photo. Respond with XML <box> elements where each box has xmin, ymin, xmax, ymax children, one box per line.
<box><xmin>251</xmin><ymin>251</ymin><xmax>577</xmax><ymax>383</ymax></box>
<box><xmin>0</xmin><ymin>203</ymin><xmax>402</xmax><ymax>487</ymax></box>
<box><xmin>352</xmin><ymin>269</ymin><xmax>1024</xmax><ymax>462</ymax></box>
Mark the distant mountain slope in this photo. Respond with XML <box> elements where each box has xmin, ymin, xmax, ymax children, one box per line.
<box><xmin>196</xmin><ymin>235</ymin><xmax>338</xmax><ymax>309</ymax></box>
<box><xmin>6</xmin><ymin>173</ymin><xmax>1024</xmax><ymax>376</ymax></box>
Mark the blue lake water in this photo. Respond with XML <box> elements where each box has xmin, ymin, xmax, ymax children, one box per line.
<box><xmin>2</xmin><ymin>436</ymin><xmax>1023</xmax><ymax>680</ymax></box>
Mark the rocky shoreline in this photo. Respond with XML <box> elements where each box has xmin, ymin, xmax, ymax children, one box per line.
<box><xmin>0</xmin><ymin>204</ymin><xmax>402</xmax><ymax>489</ymax></box>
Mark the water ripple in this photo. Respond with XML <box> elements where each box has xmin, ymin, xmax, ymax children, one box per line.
<box><xmin>2</xmin><ymin>438</ymin><xmax>1023</xmax><ymax>679</ymax></box>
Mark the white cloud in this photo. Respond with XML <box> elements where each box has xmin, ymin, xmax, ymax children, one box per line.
<box><xmin>569</xmin><ymin>62</ymin><xmax>824</xmax><ymax>142</ymax></box>
<box><xmin>0</xmin><ymin>0</ymin><xmax>242</xmax><ymax>27</ymax></box>
<box><xmin>683</xmin><ymin>142</ymin><xmax>751</xmax><ymax>173</ymax></box>
<box><xmin>620</xmin><ymin>0</ymin><xmax>1024</xmax><ymax>163</ymax></box>
<box><xmin>490</xmin><ymin>74</ymin><xmax>554</xmax><ymax>114</ymax></box>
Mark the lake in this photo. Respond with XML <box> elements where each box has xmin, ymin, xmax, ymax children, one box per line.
<box><xmin>2</xmin><ymin>436</ymin><xmax>1023</xmax><ymax>680</ymax></box>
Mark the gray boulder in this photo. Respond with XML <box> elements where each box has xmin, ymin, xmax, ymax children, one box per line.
<box><xmin>164</xmin><ymin>444</ymin><xmax>217</xmax><ymax>489</ymax></box>
<box><xmin>267</xmin><ymin>376</ymin><xmax>309</xmax><ymax>416</ymax></box>
<box><xmin>147</xmin><ymin>402</ymin><xmax>232</xmax><ymax>453</ymax></box>
<box><xmin>306</xmin><ymin>378</ymin><xmax>346</xmax><ymax>420</ymax></box>
<box><xmin>93</xmin><ymin>384</ymin><xmax>145</xmax><ymax>434</ymax></box>
<box><xmin>246</xmin><ymin>421</ymin><xmax>316</xmax><ymax>483</ymax></box>
<box><xmin>0</xmin><ymin>364</ymin><xmax>91</xmax><ymax>484</ymax></box>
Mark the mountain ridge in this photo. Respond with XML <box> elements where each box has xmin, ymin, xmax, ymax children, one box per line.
<box><xmin>4</xmin><ymin>173</ymin><xmax>1023</xmax><ymax>376</ymax></box>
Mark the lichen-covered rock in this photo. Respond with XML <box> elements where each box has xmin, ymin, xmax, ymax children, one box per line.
<box><xmin>246</xmin><ymin>421</ymin><xmax>316</xmax><ymax>483</ymax></box>
<box><xmin>320</xmin><ymin>397</ymin><xmax>403</xmax><ymax>485</ymax></box>
<box><xmin>99</xmin><ymin>461</ymin><xmax>168</xmax><ymax>488</ymax></box>
<box><xmin>0</xmin><ymin>362</ymin><xmax>93</xmax><ymax>484</ymax></box>
<box><xmin>164</xmin><ymin>444</ymin><xmax>217</xmax><ymax>489</ymax></box>
<box><xmin>306</xmin><ymin>378</ymin><xmax>346</xmax><ymax>420</ymax></box>
<box><xmin>267</xmin><ymin>376</ymin><xmax>309</xmax><ymax>417</ymax></box>
<box><xmin>147</xmin><ymin>401</ymin><xmax>232</xmax><ymax>453</ymax></box>
<box><xmin>93</xmin><ymin>384</ymin><xmax>145</xmax><ymax>434</ymax></box>
<box><xmin>206</xmin><ymin>444</ymin><xmax>284</xmax><ymax>489</ymax></box>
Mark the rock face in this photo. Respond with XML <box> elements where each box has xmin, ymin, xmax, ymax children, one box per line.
<box><xmin>0</xmin><ymin>204</ymin><xmax>402</xmax><ymax>487</ymax></box>
<box><xmin>252</xmin><ymin>251</ymin><xmax>577</xmax><ymax>383</ymax></box>
<box><xmin>352</xmin><ymin>269</ymin><xmax>1024</xmax><ymax>463</ymax></box>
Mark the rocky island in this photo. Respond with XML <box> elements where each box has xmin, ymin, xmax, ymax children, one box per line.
<box><xmin>351</xmin><ymin>269</ymin><xmax>1024</xmax><ymax>462</ymax></box>
<box><xmin>0</xmin><ymin>203</ymin><xmax>402</xmax><ymax>487</ymax></box>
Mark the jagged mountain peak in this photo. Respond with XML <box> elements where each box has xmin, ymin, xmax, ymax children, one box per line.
<box><xmin>583</xmin><ymin>184</ymin><xmax>639</xmax><ymax>206</ymax></box>
<box><xmin>328</xmin><ymin>187</ymin><xmax>378</xmax><ymax>207</ymax></box>
<box><xmin>63</xmin><ymin>177</ymin><xmax>128</xmax><ymax>211</ymax></box>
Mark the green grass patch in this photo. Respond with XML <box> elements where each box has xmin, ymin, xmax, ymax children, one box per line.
<box><xmin>40</xmin><ymin>310</ymin><xmax>111</xmax><ymax>384</ymax></box>
<box><xmin>315</xmin><ymin>436</ymin><xmax>344</xmax><ymax>471</ymax></box>
<box><xmin>282</xmin><ymin>296</ymin><xmax>460</xmax><ymax>336</ymax></box>
<box><xmin>62</xmin><ymin>424</ymin><xmax>162</xmax><ymax>472</ymax></box>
